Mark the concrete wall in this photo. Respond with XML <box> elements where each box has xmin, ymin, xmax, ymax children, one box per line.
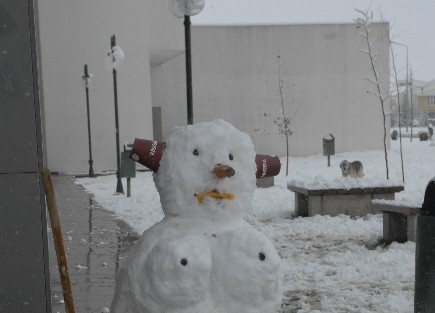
<box><xmin>158</xmin><ymin>24</ymin><xmax>390</xmax><ymax>157</ymax></box>
<box><xmin>0</xmin><ymin>1</ymin><xmax>51</xmax><ymax>311</ymax></box>
<box><xmin>37</xmin><ymin>0</ymin><xmax>184</xmax><ymax>173</ymax></box>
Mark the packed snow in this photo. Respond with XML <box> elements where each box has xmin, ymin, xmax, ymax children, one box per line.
<box><xmin>106</xmin><ymin>45</ymin><xmax>124</xmax><ymax>70</ymax></box>
<box><xmin>108</xmin><ymin>120</ymin><xmax>282</xmax><ymax>313</ymax></box>
<box><xmin>77</xmin><ymin>127</ymin><xmax>435</xmax><ymax>313</ymax></box>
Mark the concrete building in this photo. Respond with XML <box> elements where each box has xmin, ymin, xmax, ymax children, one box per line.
<box><xmin>1</xmin><ymin>1</ymin><xmax>184</xmax><ymax>311</ymax></box>
<box><xmin>38</xmin><ymin>13</ymin><xmax>390</xmax><ymax>173</ymax></box>
<box><xmin>1</xmin><ymin>1</ymin><xmax>49</xmax><ymax>311</ymax></box>
<box><xmin>414</xmin><ymin>80</ymin><xmax>435</xmax><ymax>124</ymax></box>
<box><xmin>38</xmin><ymin>0</ymin><xmax>185</xmax><ymax>174</ymax></box>
<box><xmin>391</xmin><ymin>80</ymin><xmax>435</xmax><ymax>127</ymax></box>
<box><xmin>155</xmin><ymin>23</ymin><xmax>390</xmax><ymax>157</ymax></box>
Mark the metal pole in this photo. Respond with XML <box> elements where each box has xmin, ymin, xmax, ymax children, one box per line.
<box><xmin>405</xmin><ymin>46</ymin><xmax>409</xmax><ymax>133</ymax></box>
<box><xmin>83</xmin><ymin>64</ymin><xmax>95</xmax><ymax>177</ymax></box>
<box><xmin>392</xmin><ymin>41</ymin><xmax>409</xmax><ymax>133</ymax></box>
<box><xmin>111</xmin><ymin>34</ymin><xmax>124</xmax><ymax>194</ymax></box>
<box><xmin>184</xmin><ymin>15</ymin><xmax>193</xmax><ymax>125</ymax></box>
<box><xmin>410</xmin><ymin>70</ymin><xmax>414</xmax><ymax>142</ymax></box>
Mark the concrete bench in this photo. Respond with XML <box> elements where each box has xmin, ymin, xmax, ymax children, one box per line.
<box><xmin>288</xmin><ymin>184</ymin><xmax>404</xmax><ymax>217</ymax></box>
<box><xmin>372</xmin><ymin>201</ymin><xmax>420</xmax><ymax>243</ymax></box>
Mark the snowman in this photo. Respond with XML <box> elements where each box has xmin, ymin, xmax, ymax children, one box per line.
<box><xmin>110</xmin><ymin>119</ymin><xmax>282</xmax><ymax>313</ymax></box>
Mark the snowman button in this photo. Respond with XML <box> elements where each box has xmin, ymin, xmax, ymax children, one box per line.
<box><xmin>259</xmin><ymin>252</ymin><xmax>266</xmax><ymax>261</ymax></box>
<box><xmin>180</xmin><ymin>258</ymin><xmax>188</xmax><ymax>266</ymax></box>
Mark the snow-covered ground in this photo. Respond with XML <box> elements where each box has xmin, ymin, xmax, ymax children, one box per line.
<box><xmin>77</xmin><ymin>137</ymin><xmax>435</xmax><ymax>313</ymax></box>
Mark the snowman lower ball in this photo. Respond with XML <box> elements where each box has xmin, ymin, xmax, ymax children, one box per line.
<box><xmin>110</xmin><ymin>119</ymin><xmax>282</xmax><ymax>313</ymax></box>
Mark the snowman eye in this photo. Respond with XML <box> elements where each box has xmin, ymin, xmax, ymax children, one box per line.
<box><xmin>229</xmin><ymin>153</ymin><xmax>233</xmax><ymax>161</ymax></box>
<box><xmin>193</xmin><ymin>149</ymin><xmax>199</xmax><ymax>156</ymax></box>
<box><xmin>259</xmin><ymin>252</ymin><xmax>266</xmax><ymax>261</ymax></box>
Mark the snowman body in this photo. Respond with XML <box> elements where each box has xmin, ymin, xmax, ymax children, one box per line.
<box><xmin>110</xmin><ymin>120</ymin><xmax>282</xmax><ymax>313</ymax></box>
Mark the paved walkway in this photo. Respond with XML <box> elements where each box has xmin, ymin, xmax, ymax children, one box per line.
<box><xmin>49</xmin><ymin>175</ymin><xmax>138</xmax><ymax>313</ymax></box>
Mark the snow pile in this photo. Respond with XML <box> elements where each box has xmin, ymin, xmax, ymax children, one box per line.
<box><xmin>289</xmin><ymin>175</ymin><xmax>403</xmax><ymax>190</ymax></box>
<box><xmin>77</xmin><ymin>131</ymin><xmax>435</xmax><ymax>312</ymax></box>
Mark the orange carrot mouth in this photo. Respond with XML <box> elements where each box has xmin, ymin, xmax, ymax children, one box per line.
<box><xmin>196</xmin><ymin>191</ymin><xmax>235</xmax><ymax>203</ymax></box>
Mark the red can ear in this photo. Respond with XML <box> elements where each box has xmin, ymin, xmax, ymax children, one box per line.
<box><xmin>255</xmin><ymin>155</ymin><xmax>281</xmax><ymax>179</ymax></box>
<box><xmin>129</xmin><ymin>138</ymin><xmax>281</xmax><ymax>178</ymax></box>
<box><xmin>130</xmin><ymin>138</ymin><xmax>165</xmax><ymax>172</ymax></box>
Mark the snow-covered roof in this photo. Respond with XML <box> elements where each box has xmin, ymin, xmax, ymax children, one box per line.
<box><xmin>413</xmin><ymin>80</ymin><xmax>435</xmax><ymax>96</ymax></box>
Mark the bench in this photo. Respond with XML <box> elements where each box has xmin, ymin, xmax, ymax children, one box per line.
<box><xmin>372</xmin><ymin>201</ymin><xmax>420</xmax><ymax>243</ymax></box>
<box><xmin>288</xmin><ymin>184</ymin><xmax>404</xmax><ymax>218</ymax></box>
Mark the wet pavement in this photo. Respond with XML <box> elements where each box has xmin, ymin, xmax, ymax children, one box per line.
<box><xmin>48</xmin><ymin>175</ymin><xmax>139</xmax><ymax>313</ymax></box>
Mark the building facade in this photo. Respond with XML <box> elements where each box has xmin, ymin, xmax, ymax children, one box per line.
<box><xmin>38</xmin><ymin>17</ymin><xmax>390</xmax><ymax>173</ymax></box>
<box><xmin>391</xmin><ymin>80</ymin><xmax>435</xmax><ymax>127</ymax></box>
<box><xmin>155</xmin><ymin>23</ymin><xmax>390</xmax><ymax>158</ymax></box>
<box><xmin>415</xmin><ymin>81</ymin><xmax>435</xmax><ymax>124</ymax></box>
<box><xmin>1</xmin><ymin>1</ymin><xmax>50</xmax><ymax>311</ymax></box>
<box><xmin>37</xmin><ymin>0</ymin><xmax>185</xmax><ymax>174</ymax></box>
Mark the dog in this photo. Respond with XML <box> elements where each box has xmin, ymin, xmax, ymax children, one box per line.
<box><xmin>340</xmin><ymin>160</ymin><xmax>364</xmax><ymax>178</ymax></box>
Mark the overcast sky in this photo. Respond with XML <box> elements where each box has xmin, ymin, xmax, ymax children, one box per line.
<box><xmin>191</xmin><ymin>0</ymin><xmax>435</xmax><ymax>82</ymax></box>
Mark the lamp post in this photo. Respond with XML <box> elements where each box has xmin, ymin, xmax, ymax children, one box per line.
<box><xmin>168</xmin><ymin>0</ymin><xmax>205</xmax><ymax>125</ymax></box>
<box><xmin>410</xmin><ymin>69</ymin><xmax>414</xmax><ymax>142</ymax></box>
<box><xmin>82</xmin><ymin>64</ymin><xmax>95</xmax><ymax>177</ymax></box>
<box><xmin>109</xmin><ymin>34</ymin><xmax>124</xmax><ymax>194</ymax></box>
<box><xmin>391</xmin><ymin>41</ymin><xmax>409</xmax><ymax>132</ymax></box>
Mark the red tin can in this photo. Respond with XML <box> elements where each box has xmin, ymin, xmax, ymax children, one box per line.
<box><xmin>130</xmin><ymin>139</ymin><xmax>165</xmax><ymax>172</ymax></box>
<box><xmin>255</xmin><ymin>154</ymin><xmax>281</xmax><ymax>179</ymax></box>
<box><xmin>130</xmin><ymin>138</ymin><xmax>281</xmax><ymax>178</ymax></box>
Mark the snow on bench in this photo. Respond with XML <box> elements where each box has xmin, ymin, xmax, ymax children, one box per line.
<box><xmin>288</xmin><ymin>176</ymin><xmax>404</xmax><ymax>217</ymax></box>
<box><xmin>372</xmin><ymin>199</ymin><xmax>421</xmax><ymax>243</ymax></box>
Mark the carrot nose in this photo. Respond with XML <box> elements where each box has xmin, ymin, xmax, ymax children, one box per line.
<box><xmin>214</xmin><ymin>164</ymin><xmax>235</xmax><ymax>179</ymax></box>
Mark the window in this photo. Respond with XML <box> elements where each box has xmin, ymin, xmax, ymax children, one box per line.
<box><xmin>429</xmin><ymin>96</ymin><xmax>435</xmax><ymax>106</ymax></box>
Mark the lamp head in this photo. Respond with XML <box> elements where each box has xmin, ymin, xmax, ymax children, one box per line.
<box><xmin>168</xmin><ymin>0</ymin><xmax>205</xmax><ymax>18</ymax></box>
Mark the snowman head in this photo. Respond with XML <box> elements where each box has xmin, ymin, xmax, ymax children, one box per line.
<box><xmin>155</xmin><ymin>119</ymin><xmax>256</xmax><ymax>220</ymax></box>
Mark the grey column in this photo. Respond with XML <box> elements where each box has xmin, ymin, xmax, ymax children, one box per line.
<box><xmin>0</xmin><ymin>1</ymin><xmax>51</xmax><ymax>312</ymax></box>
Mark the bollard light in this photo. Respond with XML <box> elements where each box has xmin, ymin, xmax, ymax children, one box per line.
<box><xmin>168</xmin><ymin>0</ymin><xmax>205</xmax><ymax>125</ymax></box>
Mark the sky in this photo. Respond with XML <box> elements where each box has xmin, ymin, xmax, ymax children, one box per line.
<box><xmin>77</xmin><ymin>135</ymin><xmax>435</xmax><ymax>312</ymax></box>
<box><xmin>191</xmin><ymin>0</ymin><xmax>435</xmax><ymax>82</ymax></box>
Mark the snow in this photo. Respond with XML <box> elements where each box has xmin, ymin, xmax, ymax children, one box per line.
<box><xmin>289</xmin><ymin>175</ymin><xmax>402</xmax><ymax>190</ymax></box>
<box><xmin>155</xmin><ymin>120</ymin><xmax>256</xmax><ymax>220</ymax></box>
<box><xmin>106</xmin><ymin>120</ymin><xmax>282</xmax><ymax>313</ymax></box>
<box><xmin>106</xmin><ymin>45</ymin><xmax>124</xmax><ymax>70</ymax></box>
<box><xmin>77</xmin><ymin>127</ymin><xmax>435</xmax><ymax>312</ymax></box>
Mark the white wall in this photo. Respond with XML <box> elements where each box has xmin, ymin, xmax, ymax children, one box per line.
<box><xmin>159</xmin><ymin>24</ymin><xmax>390</xmax><ymax>157</ymax></box>
<box><xmin>38</xmin><ymin>0</ymin><xmax>184</xmax><ymax>173</ymax></box>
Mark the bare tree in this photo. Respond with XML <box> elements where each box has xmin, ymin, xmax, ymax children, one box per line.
<box><xmin>355</xmin><ymin>8</ymin><xmax>390</xmax><ymax>179</ymax></box>
<box><xmin>389</xmin><ymin>38</ymin><xmax>405</xmax><ymax>182</ymax></box>
<box><xmin>255</xmin><ymin>55</ymin><xmax>302</xmax><ymax>176</ymax></box>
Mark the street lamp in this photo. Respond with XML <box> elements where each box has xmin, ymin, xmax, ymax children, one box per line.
<box><xmin>108</xmin><ymin>34</ymin><xmax>125</xmax><ymax>194</ymax></box>
<box><xmin>168</xmin><ymin>0</ymin><xmax>205</xmax><ymax>125</ymax></box>
<box><xmin>410</xmin><ymin>69</ymin><xmax>414</xmax><ymax>142</ymax></box>
<box><xmin>82</xmin><ymin>64</ymin><xmax>95</xmax><ymax>177</ymax></box>
<box><xmin>391</xmin><ymin>41</ymin><xmax>409</xmax><ymax>132</ymax></box>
